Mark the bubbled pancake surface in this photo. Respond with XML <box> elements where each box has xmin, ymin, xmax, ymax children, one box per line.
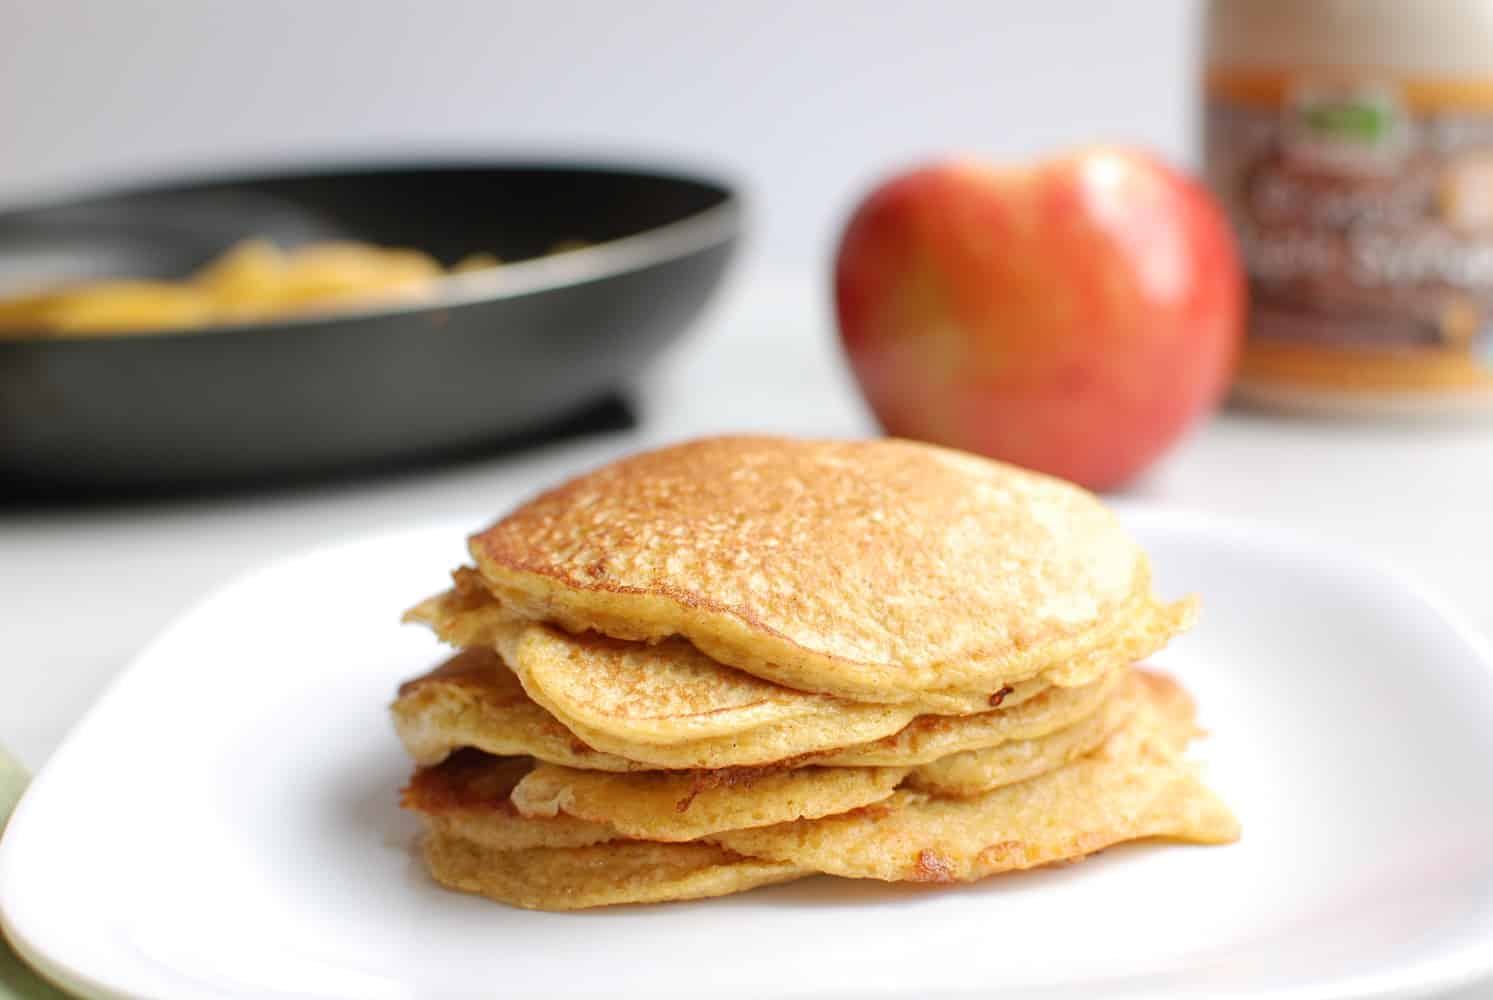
<box><xmin>468</xmin><ymin>435</ymin><xmax>1189</xmax><ymax>701</ymax></box>
<box><xmin>422</xmin><ymin>834</ymin><xmax>808</xmax><ymax>911</ymax></box>
<box><xmin>709</xmin><ymin>673</ymin><xmax>1241</xmax><ymax>881</ymax></box>
<box><xmin>509</xmin><ymin>760</ymin><xmax>907</xmax><ymax>842</ymax></box>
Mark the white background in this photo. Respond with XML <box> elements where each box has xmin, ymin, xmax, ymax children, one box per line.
<box><xmin>0</xmin><ymin>0</ymin><xmax>1196</xmax><ymax>277</ymax></box>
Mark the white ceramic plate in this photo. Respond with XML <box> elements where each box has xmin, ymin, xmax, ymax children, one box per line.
<box><xmin>3</xmin><ymin>505</ymin><xmax>1493</xmax><ymax>1000</ymax></box>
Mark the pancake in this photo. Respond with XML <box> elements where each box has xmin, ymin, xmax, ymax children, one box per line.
<box><xmin>906</xmin><ymin>668</ymin><xmax>1142</xmax><ymax>797</ymax></box>
<box><xmin>818</xmin><ymin>668</ymin><xmax>1121</xmax><ymax>767</ymax></box>
<box><xmin>510</xmin><ymin>760</ymin><xmax>907</xmax><ymax>842</ymax></box>
<box><xmin>709</xmin><ymin>673</ymin><xmax>1240</xmax><ymax>881</ymax></box>
<box><xmin>402</xmin><ymin>749</ymin><xmax>901</xmax><ymax>858</ymax></box>
<box><xmin>405</xmin><ymin>681</ymin><xmax>1149</xmax><ymax>845</ymax></box>
<box><xmin>408</xmin><ymin>575</ymin><xmax>1052</xmax><ymax>720</ymax></box>
<box><xmin>402</xmin><ymin>750</ymin><xmax>615</xmax><ymax>850</ymax></box>
<box><xmin>514</xmin><ymin>686</ymin><xmax>911</xmax><ymax>771</ymax></box>
<box><xmin>466</xmin><ymin>435</ymin><xmax>1194</xmax><ymax>703</ymax></box>
<box><xmin>391</xmin><ymin>647</ymin><xmax>646</xmax><ymax>771</ymax></box>
<box><xmin>499</xmin><ymin>622</ymin><xmax>918</xmax><ymax>745</ymax></box>
<box><xmin>422</xmin><ymin>834</ymin><xmax>807</xmax><ymax>911</ymax></box>
<box><xmin>504</xmin><ymin>684</ymin><xmax>1137</xmax><ymax>837</ymax></box>
<box><xmin>391</xmin><ymin>646</ymin><xmax>1107</xmax><ymax>772</ymax></box>
<box><xmin>442</xmin><ymin>675</ymin><xmax>1146</xmax><ymax>843</ymax></box>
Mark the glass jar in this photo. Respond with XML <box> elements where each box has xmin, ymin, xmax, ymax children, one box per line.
<box><xmin>1205</xmin><ymin>0</ymin><xmax>1493</xmax><ymax>415</ymax></box>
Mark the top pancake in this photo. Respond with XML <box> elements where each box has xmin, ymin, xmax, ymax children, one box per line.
<box><xmin>469</xmin><ymin>435</ymin><xmax>1191</xmax><ymax>702</ymax></box>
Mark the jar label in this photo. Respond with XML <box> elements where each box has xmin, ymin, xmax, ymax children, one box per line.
<box><xmin>1206</xmin><ymin>70</ymin><xmax>1493</xmax><ymax>395</ymax></box>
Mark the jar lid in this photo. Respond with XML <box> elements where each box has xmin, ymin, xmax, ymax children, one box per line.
<box><xmin>1208</xmin><ymin>0</ymin><xmax>1493</xmax><ymax>78</ymax></box>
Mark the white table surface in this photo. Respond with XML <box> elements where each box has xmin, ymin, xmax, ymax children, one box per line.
<box><xmin>2</xmin><ymin>273</ymin><xmax>1491</xmax><ymax>997</ymax></box>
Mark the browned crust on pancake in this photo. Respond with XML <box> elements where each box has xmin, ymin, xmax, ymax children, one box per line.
<box><xmin>912</xmin><ymin>849</ymin><xmax>957</xmax><ymax>884</ymax></box>
<box><xmin>420</xmin><ymin>833</ymin><xmax>808</xmax><ymax>910</ymax></box>
<box><xmin>674</xmin><ymin>755</ymin><xmax>825</xmax><ymax>811</ymax></box>
<box><xmin>401</xmin><ymin>749</ymin><xmax>531</xmax><ymax>816</ymax></box>
<box><xmin>398</xmin><ymin>645</ymin><xmax>510</xmax><ymax>700</ymax></box>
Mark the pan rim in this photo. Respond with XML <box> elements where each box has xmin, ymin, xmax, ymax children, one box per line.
<box><xmin>0</xmin><ymin>159</ymin><xmax>740</xmax><ymax>345</ymax></box>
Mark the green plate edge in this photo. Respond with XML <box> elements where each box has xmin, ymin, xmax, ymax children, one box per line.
<box><xmin>0</xmin><ymin>750</ymin><xmax>72</xmax><ymax>999</ymax></box>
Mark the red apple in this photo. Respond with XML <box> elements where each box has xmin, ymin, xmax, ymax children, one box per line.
<box><xmin>833</xmin><ymin>147</ymin><xmax>1243</xmax><ymax>491</ymax></box>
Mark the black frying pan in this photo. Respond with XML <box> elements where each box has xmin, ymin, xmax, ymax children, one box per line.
<box><xmin>0</xmin><ymin>161</ymin><xmax>738</xmax><ymax>493</ymax></box>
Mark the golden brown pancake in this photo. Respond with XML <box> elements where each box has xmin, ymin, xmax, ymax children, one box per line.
<box><xmin>510</xmin><ymin>760</ymin><xmax>907</xmax><ymax>842</ymax></box>
<box><xmin>402</xmin><ymin>568</ymin><xmax>509</xmax><ymax>649</ymax></box>
<box><xmin>709</xmin><ymin>673</ymin><xmax>1240</xmax><ymax>881</ymax></box>
<box><xmin>494</xmin><ymin>623</ymin><xmax>977</xmax><ymax>768</ymax></box>
<box><xmin>401</xmin><ymin>677</ymin><xmax>1159</xmax><ymax>844</ymax></box>
<box><xmin>818</xmin><ymin>668</ymin><xmax>1122</xmax><ymax>767</ymax></box>
<box><xmin>422</xmin><ymin>834</ymin><xmax>807</xmax><ymax>911</ymax></box>
<box><xmin>392</xmin><ymin>436</ymin><xmax>1236</xmax><ymax>911</ymax></box>
<box><xmin>398</xmin><ymin>672</ymin><xmax>1236</xmax><ymax>908</ymax></box>
<box><xmin>391</xmin><ymin>647</ymin><xmax>646</xmax><ymax>771</ymax></box>
<box><xmin>402</xmin><ymin>750</ymin><xmax>615</xmax><ymax>850</ymax></box>
<box><xmin>407</xmin><ymin>576</ymin><xmax>1051</xmax><ymax>721</ymax></box>
<box><xmin>465</xmin><ymin>436</ymin><xmax>1194</xmax><ymax>703</ymax></box>
<box><xmin>406</xmin><ymin>750</ymin><xmax>906</xmax><ymax>848</ymax></box>
<box><xmin>499</xmin><ymin>623</ymin><xmax>914</xmax><ymax>745</ymax></box>
<box><xmin>391</xmin><ymin>648</ymin><xmax>1112</xmax><ymax>772</ymax></box>
<box><xmin>400</xmin><ymin>699</ymin><xmax>818</xmax><ymax>914</ymax></box>
<box><xmin>905</xmin><ymin>669</ymin><xmax>1142</xmax><ymax>797</ymax></box>
<box><xmin>503</xmin><ymin>683</ymin><xmax>1138</xmax><ymax>837</ymax></box>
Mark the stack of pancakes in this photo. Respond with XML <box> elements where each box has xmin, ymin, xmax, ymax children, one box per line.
<box><xmin>393</xmin><ymin>436</ymin><xmax>1238</xmax><ymax>910</ymax></box>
